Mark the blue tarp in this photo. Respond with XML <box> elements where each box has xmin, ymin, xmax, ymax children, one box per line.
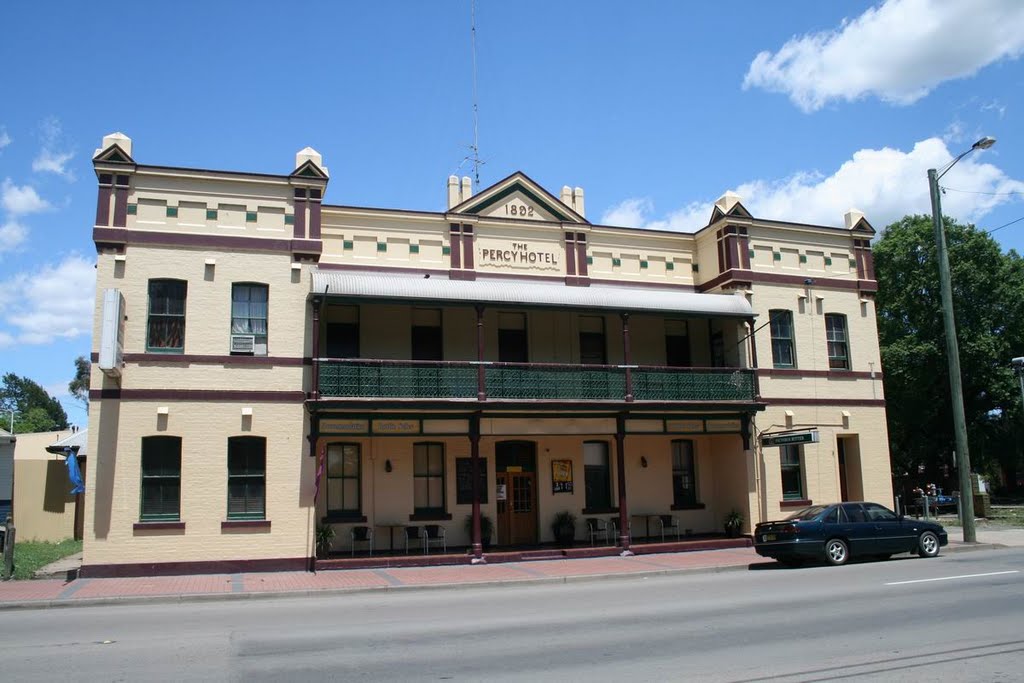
<box><xmin>65</xmin><ymin>449</ymin><xmax>85</xmax><ymax>494</ymax></box>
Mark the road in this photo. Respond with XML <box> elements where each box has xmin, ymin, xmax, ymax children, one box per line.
<box><xmin>2</xmin><ymin>549</ymin><xmax>1023</xmax><ymax>682</ymax></box>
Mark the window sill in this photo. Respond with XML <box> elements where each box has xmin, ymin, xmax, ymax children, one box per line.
<box><xmin>670</xmin><ymin>503</ymin><xmax>706</xmax><ymax>511</ymax></box>
<box><xmin>409</xmin><ymin>512</ymin><xmax>452</xmax><ymax>522</ymax></box>
<box><xmin>221</xmin><ymin>520</ymin><xmax>271</xmax><ymax>530</ymax></box>
<box><xmin>582</xmin><ymin>507</ymin><xmax>620</xmax><ymax>515</ymax></box>
<box><xmin>321</xmin><ymin>514</ymin><xmax>367</xmax><ymax>524</ymax></box>
<box><xmin>133</xmin><ymin>521</ymin><xmax>185</xmax><ymax>531</ymax></box>
<box><xmin>780</xmin><ymin>499</ymin><xmax>812</xmax><ymax>509</ymax></box>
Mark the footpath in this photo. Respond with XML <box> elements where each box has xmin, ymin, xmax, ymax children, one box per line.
<box><xmin>1</xmin><ymin>526</ymin><xmax>1019</xmax><ymax>611</ymax></box>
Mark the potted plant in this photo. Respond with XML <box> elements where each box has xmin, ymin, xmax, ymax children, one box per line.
<box><xmin>315</xmin><ymin>523</ymin><xmax>335</xmax><ymax>558</ymax></box>
<box><xmin>723</xmin><ymin>509</ymin><xmax>744</xmax><ymax>538</ymax></box>
<box><xmin>551</xmin><ymin>510</ymin><xmax>577</xmax><ymax>547</ymax></box>
<box><xmin>463</xmin><ymin>513</ymin><xmax>494</xmax><ymax>550</ymax></box>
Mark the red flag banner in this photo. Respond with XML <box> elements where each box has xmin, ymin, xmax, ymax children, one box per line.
<box><xmin>313</xmin><ymin>444</ymin><xmax>326</xmax><ymax>504</ymax></box>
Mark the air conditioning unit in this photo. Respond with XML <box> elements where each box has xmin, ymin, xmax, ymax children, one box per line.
<box><xmin>230</xmin><ymin>334</ymin><xmax>256</xmax><ymax>354</ymax></box>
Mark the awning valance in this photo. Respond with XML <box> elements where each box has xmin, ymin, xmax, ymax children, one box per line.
<box><xmin>311</xmin><ymin>270</ymin><xmax>752</xmax><ymax>318</ymax></box>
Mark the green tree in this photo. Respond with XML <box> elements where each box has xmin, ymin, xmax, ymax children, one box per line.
<box><xmin>0</xmin><ymin>373</ymin><xmax>69</xmax><ymax>434</ymax></box>
<box><xmin>875</xmin><ymin>215</ymin><xmax>1024</xmax><ymax>494</ymax></box>
<box><xmin>68</xmin><ymin>355</ymin><xmax>91</xmax><ymax>411</ymax></box>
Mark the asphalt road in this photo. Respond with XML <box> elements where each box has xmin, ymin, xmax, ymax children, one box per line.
<box><xmin>2</xmin><ymin>549</ymin><xmax>1023</xmax><ymax>682</ymax></box>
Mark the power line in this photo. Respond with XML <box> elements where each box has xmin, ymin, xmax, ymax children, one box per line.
<box><xmin>941</xmin><ymin>186</ymin><xmax>1024</xmax><ymax>196</ymax></box>
<box><xmin>987</xmin><ymin>215</ymin><xmax>1024</xmax><ymax>235</ymax></box>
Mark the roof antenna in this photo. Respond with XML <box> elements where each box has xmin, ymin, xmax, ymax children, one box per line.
<box><xmin>469</xmin><ymin>0</ymin><xmax>482</xmax><ymax>188</ymax></box>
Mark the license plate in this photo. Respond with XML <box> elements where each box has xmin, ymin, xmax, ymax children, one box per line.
<box><xmin>762</xmin><ymin>534</ymin><xmax>776</xmax><ymax>542</ymax></box>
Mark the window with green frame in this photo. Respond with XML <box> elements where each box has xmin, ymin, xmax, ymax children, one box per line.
<box><xmin>147</xmin><ymin>279</ymin><xmax>187</xmax><ymax>352</ymax></box>
<box><xmin>227</xmin><ymin>436</ymin><xmax>266</xmax><ymax>520</ymax></box>
<box><xmin>769</xmin><ymin>309</ymin><xmax>796</xmax><ymax>368</ymax></box>
<box><xmin>231</xmin><ymin>283</ymin><xmax>268</xmax><ymax>355</ymax></box>
<box><xmin>140</xmin><ymin>436</ymin><xmax>181</xmax><ymax>521</ymax></box>
<box><xmin>825</xmin><ymin>313</ymin><xmax>850</xmax><ymax>370</ymax></box>
<box><xmin>780</xmin><ymin>445</ymin><xmax>804</xmax><ymax>500</ymax></box>
<box><xmin>326</xmin><ymin>443</ymin><xmax>361</xmax><ymax>516</ymax></box>
<box><xmin>414</xmin><ymin>442</ymin><xmax>445</xmax><ymax>514</ymax></box>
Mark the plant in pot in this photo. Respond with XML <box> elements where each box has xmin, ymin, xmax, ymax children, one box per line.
<box><xmin>723</xmin><ymin>509</ymin><xmax>744</xmax><ymax>538</ymax></box>
<box><xmin>463</xmin><ymin>513</ymin><xmax>494</xmax><ymax>551</ymax></box>
<box><xmin>551</xmin><ymin>510</ymin><xmax>577</xmax><ymax>547</ymax></box>
<box><xmin>315</xmin><ymin>523</ymin><xmax>335</xmax><ymax>558</ymax></box>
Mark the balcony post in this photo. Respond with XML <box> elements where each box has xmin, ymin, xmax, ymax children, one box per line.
<box><xmin>615</xmin><ymin>414</ymin><xmax>633</xmax><ymax>555</ymax></box>
<box><xmin>470</xmin><ymin>413</ymin><xmax>485</xmax><ymax>562</ymax></box>
<box><xmin>746</xmin><ymin>318</ymin><xmax>761</xmax><ymax>399</ymax></box>
<box><xmin>620</xmin><ymin>312</ymin><xmax>634</xmax><ymax>402</ymax></box>
<box><xmin>311</xmin><ymin>297</ymin><xmax>322</xmax><ymax>400</ymax></box>
<box><xmin>476</xmin><ymin>305</ymin><xmax>487</xmax><ymax>401</ymax></box>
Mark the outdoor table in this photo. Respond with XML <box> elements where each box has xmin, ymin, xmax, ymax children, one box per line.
<box><xmin>374</xmin><ymin>522</ymin><xmax>408</xmax><ymax>552</ymax></box>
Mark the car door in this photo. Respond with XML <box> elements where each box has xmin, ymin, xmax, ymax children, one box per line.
<box><xmin>863</xmin><ymin>503</ymin><xmax>914</xmax><ymax>553</ymax></box>
<box><xmin>839</xmin><ymin>503</ymin><xmax>876</xmax><ymax>555</ymax></box>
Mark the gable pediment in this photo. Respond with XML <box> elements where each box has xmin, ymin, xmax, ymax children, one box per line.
<box><xmin>451</xmin><ymin>172</ymin><xmax>588</xmax><ymax>224</ymax></box>
<box><xmin>291</xmin><ymin>159</ymin><xmax>329</xmax><ymax>179</ymax></box>
<box><xmin>850</xmin><ymin>217</ymin><xmax>876</xmax><ymax>235</ymax></box>
<box><xmin>93</xmin><ymin>143</ymin><xmax>135</xmax><ymax>164</ymax></box>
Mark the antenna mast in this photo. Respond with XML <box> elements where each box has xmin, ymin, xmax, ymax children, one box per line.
<box><xmin>470</xmin><ymin>0</ymin><xmax>481</xmax><ymax>188</ymax></box>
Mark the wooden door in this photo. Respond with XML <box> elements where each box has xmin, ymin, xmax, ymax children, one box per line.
<box><xmin>496</xmin><ymin>471</ymin><xmax>537</xmax><ymax>545</ymax></box>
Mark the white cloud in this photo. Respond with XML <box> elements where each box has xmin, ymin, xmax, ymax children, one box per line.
<box><xmin>32</xmin><ymin>117</ymin><xmax>75</xmax><ymax>180</ymax></box>
<box><xmin>600</xmin><ymin>137</ymin><xmax>1024</xmax><ymax>233</ymax></box>
<box><xmin>1</xmin><ymin>178</ymin><xmax>51</xmax><ymax>215</ymax></box>
<box><xmin>0</xmin><ymin>254</ymin><xmax>96</xmax><ymax>347</ymax></box>
<box><xmin>0</xmin><ymin>220</ymin><xmax>28</xmax><ymax>253</ymax></box>
<box><xmin>0</xmin><ymin>128</ymin><xmax>10</xmax><ymax>151</ymax></box>
<box><xmin>743</xmin><ymin>0</ymin><xmax>1024</xmax><ymax>112</ymax></box>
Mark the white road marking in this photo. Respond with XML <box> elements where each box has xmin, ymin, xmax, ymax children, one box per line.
<box><xmin>886</xmin><ymin>570</ymin><xmax>1019</xmax><ymax>586</ymax></box>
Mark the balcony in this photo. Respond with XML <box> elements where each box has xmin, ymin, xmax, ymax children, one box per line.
<box><xmin>317</xmin><ymin>359</ymin><xmax>756</xmax><ymax>403</ymax></box>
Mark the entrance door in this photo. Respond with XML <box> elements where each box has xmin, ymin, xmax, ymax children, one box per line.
<box><xmin>838</xmin><ymin>438</ymin><xmax>849</xmax><ymax>502</ymax></box>
<box><xmin>495</xmin><ymin>441</ymin><xmax>538</xmax><ymax>545</ymax></box>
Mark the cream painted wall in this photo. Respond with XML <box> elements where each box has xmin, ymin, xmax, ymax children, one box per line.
<box><xmin>12</xmin><ymin>431</ymin><xmax>78</xmax><ymax>542</ymax></box>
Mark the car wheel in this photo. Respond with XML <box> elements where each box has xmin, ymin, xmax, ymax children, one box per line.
<box><xmin>918</xmin><ymin>531</ymin><xmax>940</xmax><ymax>558</ymax></box>
<box><xmin>825</xmin><ymin>538</ymin><xmax>848</xmax><ymax>566</ymax></box>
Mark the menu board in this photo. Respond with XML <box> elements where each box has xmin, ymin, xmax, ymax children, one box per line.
<box><xmin>456</xmin><ymin>458</ymin><xmax>488</xmax><ymax>505</ymax></box>
<box><xmin>551</xmin><ymin>459</ymin><xmax>574</xmax><ymax>494</ymax></box>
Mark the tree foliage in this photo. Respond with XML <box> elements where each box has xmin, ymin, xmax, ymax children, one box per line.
<box><xmin>0</xmin><ymin>373</ymin><xmax>69</xmax><ymax>434</ymax></box>
<box><xmin>69</xmin><ymin>355</ymin><xmax>91</xmax><ymax>411</ymax></box>
<box><xmin>875</xmin><ymin>214</ymin><xmax>1024</xmax><ymax>493</ymax></box>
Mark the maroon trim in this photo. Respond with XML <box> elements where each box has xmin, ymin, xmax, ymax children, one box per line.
<box><xmin>576</xmin><ymin>233</ymin><xmax>588</xmax><ymax>276</ymax></box>
<box><xmin>699</xmin><ymin>269</ymin><xmax>870</xmax><ymax>293</ymax></box>
<box><xmin>448</xmin><ymin>269</ymin><xmax>477</xmax><ymax>281</ymax></box>
<box><xmin>294</xmin><ymin>198</ymin><xmax>307</xmax><ymax>239</ymax></box>
<box><xmin>79</xmin><ymin>556</ymin><xmax>308</xmax><ymax>578</ymax></box>
<box><xmin>564</xmin><ymin>233</ymin><xmax>576</xmax><ymax>276</ymax></box>
<box><xmin>476</xmin><ymin>305</ymin><xmax>486</xmax><ymax>400</ymax></box>
<box><xmin>758</xmin><ymin>368</ymin><xmax>881</xmax><ymax>380</ymax></box>
<box><xmin>309</xmin><ymin>196</ymin><xmax>321</xmax><ymax>240</ymax></box>
<box><xmin>717</xmin><ymin>231</ymin><xmax>725</xmax><ymax>273</ymax></box>
<box><xmin>93</xmin><ymin>228</ymin><xmax>322</xmax><ymax>257</ymax></box>
<box><xmin>747</xmin><ymin>320</ymin><xmax>761</xmax><ymax>398</ymax></box>
<box><xmin>462</xmin><ymin>225</ymin><xmax>474</xmax><ymax>269</ymax></box>
<box><xmin>408</xmin><ymin>513</ymin><xmax>453</xmax><ymax>521</ymax></box>
<box><xmin>739</xmin><ymin>234</ymin><xmax>751</xmax><ymax>269</ymax></box>
<box><xmin>780</xmin><ymin>499</ymin><xmax>812</xmax><ymax>509</ymax></box>
<box><xmin>119</xmin><ymin>353</ymin><xmax>305</xmax><ymax>366</ymax></box>
<box><xmin>311</xmin><ymin>298</ymin><xmax>322</xmax><ymax>400</ymax></box>
<box><xmin>621</xmin><ymin>313</ymin><xmax>633</xmax><ymax>402</ymax></box>
<box><xmin>90</xmin><ymin>389</ymin><xmax>306</xmax><ymax>402</ymax></box>
<box><xmin>96</xmin><ymin>185</ymin><xmax>112</xmax><ymax>227</ymax></box>
<box><xmin>133</xmin><ymin>521</ymin><xmax>185</xmax><ymax>531</ymax></box>
<box><xmin>614</xmin><ymin>414</ymin><xmax>631</xmax><ymax>551</ymax></box>
<box><xmin>113</xmin><ymin>186</ymin><xmax>129</xmax><ymax>227</ymax></box>
<box><xmin>450</xmin><ymin>224</ymin><xmax>461</xmax><ymax>269</ymax></box>
<box><xmin>221</xmin><ymin>520</ymin><xmax>271</xmax><ymax>530</ymax></box>
<box><xmin>322</xmin><ymin>514</ymin><xmax>368</xmax><ymax>523</ymax></box>
<box><xmin>764</xmin><ymin>398</ymin><xmax>886</xmax><ymax>407</ymax></box>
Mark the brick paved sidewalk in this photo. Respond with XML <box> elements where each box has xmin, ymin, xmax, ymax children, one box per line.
<box><xmin>0</xmin><ymin>547</ymin><xmax>759</xmax><ymax>610</ymax></box>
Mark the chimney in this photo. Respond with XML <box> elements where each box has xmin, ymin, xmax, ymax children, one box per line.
<box><xmin>448</xmin><ymin>175</ymin><xmax>461</xmax><ymax>208</ymax></box>
<box><xmin>714</xmin><ymin>191</ymin><xmax>743</xmax><ymax>215</ymax></box>
<box><xmin>572</xmin><ymin>187</ymin><xmax>585</xmax><ymax>218</ymax></box>
<box><xmin>560</xmin><ymin>186</ymin><xmax>573</xmax><ymax>207</ymax></box>
<box><xmin>461</xmin><ymin>176</ymin><xmax>472</xmax><ymax>202</ymax></box>
<box><xmin>94</xmin><ymin>132</ymin><xmax>132</xmax><ymax>159</ymax></box>
<box><xmin>844</xmin><ymin>208</ymin><xmax>865</xmax><ymax>230</ymax></box>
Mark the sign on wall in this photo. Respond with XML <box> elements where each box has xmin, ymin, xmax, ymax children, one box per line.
<box><xmin>760</xmin><ymin>430</ymin><xmax>820</xmax><ymax>447</ymax></box>
<box><xmin>551</xmin><ymin>459</ymin><xmax>574</xmax><ymax>494</ymax></box>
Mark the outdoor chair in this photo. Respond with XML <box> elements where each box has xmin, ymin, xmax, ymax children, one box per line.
<box><xmin>586</xmin><ymin>518</ymin><xmax>612</xmax><ymax>546</ymax></box>
<box><xmin>421</xmin><ymin>524</ymin><xmax>447</xmax><ymax>554</ymax></box>
<box><xmin>350</xmin><ymin>525</ymin><xmax>374</xmax><ymax>556</ymax></box>
<box><xmin>655</xmin><ymin>515</ymin><xmax>681</xmax><ymax>542</ymax></box>
<box><xmin>419</xmin><ymin>528</ymin><xmax>448</xmax><ymax>552</ymax></box>
<box><xmin>404</xmin><ymin>525</ymin><xmax>421</xmax><ymax>554</ymax></box>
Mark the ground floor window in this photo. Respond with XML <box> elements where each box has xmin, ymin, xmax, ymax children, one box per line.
<box><xmin>584</xmin><ymin>441</ymin><xmax>611</xmax><ymax>510</ymax></box>
<box><xmin>327</xmin><ymin>443</ymin><xmax>361</xmax><ymax>516</ymax></box>
<box><xmin>140</xmin><ymin>436</ymin><xmax>181</xmax><ymax>521</ymax></box>
<box><xmin>781</xmin><ymin>445</ymin><xmax>804</xmax><ymax>500</ymax></box>
<box><xmin>227</xmin><ymin>436</ymin><xmax>266</xmax><ymax>520</ymax></box>
<box><xmin>672</xmin><ymin>440</ymin><xmax>697</xmax><ymax>506</ymax></box>
<box><xmin>414</xmin><ymin>442</ymin><xmax>445</xmax><ymax>514</ymax></box>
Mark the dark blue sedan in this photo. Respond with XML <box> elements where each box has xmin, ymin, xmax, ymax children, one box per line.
<box><xmin>754</xmin><ymin>502</ymin><xmax>948</xmax><ymax>567</ymax></box>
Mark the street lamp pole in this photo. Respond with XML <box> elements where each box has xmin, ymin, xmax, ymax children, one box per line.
<box><xmin>927</xmin><ymin>135</ymin><xmax>995</xmax><ymax>544</ymax></box>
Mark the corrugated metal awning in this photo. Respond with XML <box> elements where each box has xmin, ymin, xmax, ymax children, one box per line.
<box><xmin>45</xmin><ymin>429</ymin><xmax>88</xmax><ymax>457</ymax></box>
<box><xmin>311</xmin><ymin>270</ymin><xmax>752</xmax><ymax>317</ymax></box>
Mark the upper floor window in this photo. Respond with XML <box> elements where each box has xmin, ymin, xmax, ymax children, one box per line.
<box><xmin>671</xmin><ymin>440</ymin><xmax>697</xmax><ymax>507</ymax></box>
<box><xmin>413</xmin><ymin>442</ymin><xmax>446</xmax><ymax>515</ymax></box>
<box><xmin>231</xmin><ymin>283</ymin><xmax>268</xmax><ymax>356</ymax></box>
<box><xmin>147</xmin><ymin>279</ymin><xmax>186</xmax><ymax>353</ymax></box>
<box><xmin>498</xmin><ymin>312</ymin><xmax>529</xmax><ymax>363</ymax></box>
<box><xmin>769</xmin><ymin>310</ymin><xmax>795</xmax><ymax>368</ymax></box>
<box><xmin>140</xmin><ymin>436</ymin><xmax>181</xmax><ymax>521</ymax></box>
<box><xmin>227</xmin><ymin>436</ymin><xmax>266</xmax><ymax>520</ymax></box>
<box><xmin>326</xmin><ymin>305</ymin><xmax>359</xmax><ymax>358</ymax></box>
<box><xmin>579</xmin><ymin>316</ymin><xmax>607</xmax><ymax>365</ymax></box>
<box><xmin>825</xmin><ymin>313</ymin><xmax>850</xmax><ymax>370</ymax></box>
<box><xmin>665</xmin><ymin>320</ymin><xmax>691</xmax><ymax>367</ymax></box>
<box><xmin>411</xmin><ymin>308</ymin><xmax>443</xmax><ymax>361</ymax></box>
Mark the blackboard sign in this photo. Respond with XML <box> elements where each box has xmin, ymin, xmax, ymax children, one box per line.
<box><xmin>456</xmin><ymin>458</ymin><xmax>488</xmax><ymax>505</ymax></box>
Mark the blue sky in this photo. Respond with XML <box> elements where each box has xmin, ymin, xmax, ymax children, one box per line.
<box><xmin>1</xmin><ymin>0</ymin><xmax>1023</xmax><ymax>427</ymax></box>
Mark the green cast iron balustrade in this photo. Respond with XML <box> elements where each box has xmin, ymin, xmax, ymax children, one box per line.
<box><xmin>632</xmin><ymin>368</ymin><xmax>755</xmax><ymax>401</ymax></box>
<box><xmin>485</xmin><ymin>365</ymin><xmax>627</xmax><ymax>400</ymax></box>
<box><xmin>319</xmin><ymin>361</ymin><xmax>477</xmax><ymax>399</ymax></box>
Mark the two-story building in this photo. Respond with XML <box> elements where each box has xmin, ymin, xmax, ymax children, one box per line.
<box><xmin>83</xmin><ymin>133</ymin><xmax>892</xmax><ymax>577</ymax></box>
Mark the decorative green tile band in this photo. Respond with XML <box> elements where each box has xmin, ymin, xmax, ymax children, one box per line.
<box><xmin>285</xmin><ymin>215</ymin><xmax>295</xmax><ymax>225</ymax></box>
<box><xmin>246</xmin><ymin>211</ymin><xmax>257</xmax><ymax>223</ymax></box>
<box><xmin>849</xmin><ymin>259</ymin><xmax>857</xmax><ymax>267</ymax></box>
<box><xmin>640</xmin><ymin>260</ymin><xmax>648</xmax><ymax>269</ymax></box>
<box><xmin>377</xmin><ymin>242</ymin><xmax>387</xmax><ymax>252</ymax></box>
<box><xmin>127</xmin><ymin>204</ymin><xmax>137</xmax><ymax>215</ymax></box>
<box><xmin>166</xmin><ymin>206</ymin><xmax>178</xmax><ymax>218</ymax></box>
<box><xmin>206</xmin><ymin>209</ymin><xmax>218</xmax><ymax>220</ymax></box>
<box><xmin>442</xmin><ymin>246</ymin><xmax>451</xmax><ymax>255</ymax></box>
<box><xmin>692</xmin><ymin>263</ymin><xmax>699</xmax><ymax>272</ymax></box>
<box><xmin>799</xmin><ymin>254</ymin><xmax>807</xmax><ymax>263</ymax></box>
<box><xmin>612</xmin><ymin>258</ymin><xmax>621</xmax><ymax>267</ymax></box>
<box><xmin>587</xmin><ymin>256</ymin><xmax>594</xmax><ymax>265</ymax></box>
<box><xmin>749</xmin><ymin>249</ymin><xmax>755</xmax><ymax>258</ymax></box>
<box><xmin>773</xmin><ymin>252</ymin><xmax>781</xmax><ymax>261</ymax></box>
<box><xmin>666</xmin><ymin>261</ymin><xmax>674</xmax><ymax>271</ymax></box>
<box><xmin>825</xmin><ymin>257</ymin><xmax>832</xmax><ymax>266</ymax></box>
<box><xmin>343</xmin><ymin>240</ymin><xmax>353</xmax><ymax>250</ymax></box>
<box><xmin>410</xmin><ymin>244</ymin><xmax>420</xmax><ymax>254</ymax></box>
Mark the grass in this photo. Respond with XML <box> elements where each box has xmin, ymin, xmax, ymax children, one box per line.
<box><xmin>919</xmin><ymin>505</ymin><xmax>1024</xmax><ymax>529</ymax></box>
<box><xmin>9</xmin><ymin>539</ymin><xmax>82</xmax><ymax>580</ymax></box>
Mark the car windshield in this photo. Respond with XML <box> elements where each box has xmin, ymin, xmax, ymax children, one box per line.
<box><xmin>784</xmin><ymin>505</ymin><xmax>830</xmax><ymax>521</ymax></box>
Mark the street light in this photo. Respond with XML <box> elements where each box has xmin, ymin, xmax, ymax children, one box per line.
<box><xmin>928</xmin><ymin>135</ymin><xmax>996</xmax><ymax>543</ymax></box>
